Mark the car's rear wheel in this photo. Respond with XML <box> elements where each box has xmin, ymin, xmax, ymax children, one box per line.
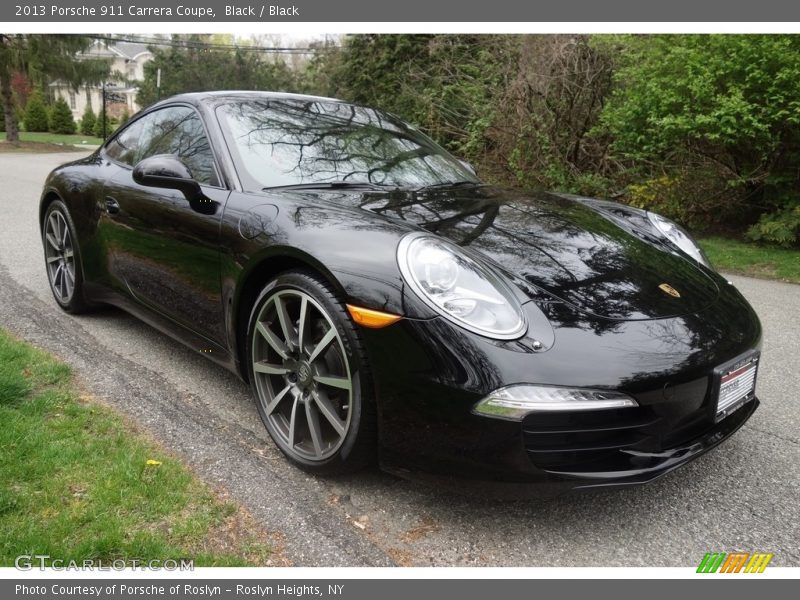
<box><xmin>43</xmin><ymin>200</ymin><xmax>91</xmax><ymax>313</ymax></box>
<box><xmin>246</xmin><ymin>270</ymin><xmax>376</xmax><ymax>474</ymax></box>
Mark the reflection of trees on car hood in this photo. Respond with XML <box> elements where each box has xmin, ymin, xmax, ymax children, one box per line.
<box><xmin>283</xmin><ymin>184</ymin><xmax>721</xmax><ymax>324</ymax></box>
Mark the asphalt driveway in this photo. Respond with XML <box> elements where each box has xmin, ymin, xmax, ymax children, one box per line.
<box><xmin>0</xmin><ymin>151</ymin><xmax>798</xmax><ymax>567</ymax></box>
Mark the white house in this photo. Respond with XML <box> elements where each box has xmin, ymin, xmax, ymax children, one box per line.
<box><xmin>50</xmin><ymin>40</ymin><xmax>153</xmax><ymax>122</ymax></box>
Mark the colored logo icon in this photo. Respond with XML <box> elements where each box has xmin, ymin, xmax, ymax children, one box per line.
<box><xmin>697</xmin><ymin>552</ymin><xmax>773</xmax><ymax>573</ymax></box>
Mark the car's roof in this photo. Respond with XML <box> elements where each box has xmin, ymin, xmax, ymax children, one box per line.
<box><xmin>149</xmin><ymin>90</ymin><xmax>345</xmax><ymax>110</ymax></box>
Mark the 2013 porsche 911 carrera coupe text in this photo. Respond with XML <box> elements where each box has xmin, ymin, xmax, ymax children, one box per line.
<box><xmin>39</xmin><ymin>91</ymin><xmax>762</xmax><ymax>497</ymax></box>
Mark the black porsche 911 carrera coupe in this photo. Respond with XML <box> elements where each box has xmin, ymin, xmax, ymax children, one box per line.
<box><xmin>39</xmin><ymin>91</ymin><xmax>762</xmax><ymax>496</ymax></box>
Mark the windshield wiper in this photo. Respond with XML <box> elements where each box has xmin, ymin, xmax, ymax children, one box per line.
<box><xmin>416</xmin><ymin>180</ymin><xmax>480</xmax><ymax>191</ymax></box>
<box><xmin>262</xmin><ymin>181</ymin><xmax>400</xmax><ymax>192</ymax></box>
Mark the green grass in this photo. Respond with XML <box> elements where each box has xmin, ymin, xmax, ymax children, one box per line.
<box><xmin>1</xmin><ymin>131</ymin><xmax>103</xmax><ymax>146</ymax></box>
<box><xmin>0</xmin><ymin>329</ymin><xmax>276</xmax><ymax>567</ymax></box>
<box><xmin>700</xmin><ymin>237</ymin><xmax>800</xmax><ymax>284</ymax></box>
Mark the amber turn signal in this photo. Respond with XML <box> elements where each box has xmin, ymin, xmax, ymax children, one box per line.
<box><xmin>346</xmin><ymin>304</ymin><xmax>402</xmax><ymax>329</ymax></box>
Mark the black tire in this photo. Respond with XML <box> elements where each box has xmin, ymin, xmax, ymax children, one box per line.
<box><xmin>246</xmin><ymin>270</ymin><xmax>377</xmax><ymax>475</ymax></box>
<box><xmin>42</xmin><ymin>200</ymin><xmax>92</xmax><ymax>314</ymax></box>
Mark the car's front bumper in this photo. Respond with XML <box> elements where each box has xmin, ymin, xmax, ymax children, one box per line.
<box><xmin>538</xmin><ymin>396</ymin><xmax>758</xmax><ymax>491</ymax></box>
<box><xmin>381</xmin><ymin>397</ymin><xmax>758</xmax><ymax>499</ymax></box>
<box><xmin>360</xmin><ymin>280</ymin><xmax>762</xmax><ymax>497</ymax></box>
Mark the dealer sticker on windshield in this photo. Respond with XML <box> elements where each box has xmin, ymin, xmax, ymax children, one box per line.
<box><xmin>715</xmin><ymin>354</ymin><xmax>759</xmax><ymax>422</ymax></box>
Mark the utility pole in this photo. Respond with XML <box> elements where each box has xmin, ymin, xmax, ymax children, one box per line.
<box><xmin>156</xmin><ymin>68</ymin><xmax>161</xmax><ymax>101</ymax></box>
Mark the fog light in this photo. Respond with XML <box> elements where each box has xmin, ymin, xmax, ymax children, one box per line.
<box><xmin>473</xmin><ymin>385</ymin><xmax>638</xmax><ymax>421</ymax></box>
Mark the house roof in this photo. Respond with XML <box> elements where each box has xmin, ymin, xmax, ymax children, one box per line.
<box><xmin>84</xmin><ymin>40</ymin><xmax>152</xmax><ymax>61</ymax></box>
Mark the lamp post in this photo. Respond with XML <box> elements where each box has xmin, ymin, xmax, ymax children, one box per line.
<box><xmin>101</xmin><ymin>81</ymin><xmax>107</xmax><ymax>140</ymax></box>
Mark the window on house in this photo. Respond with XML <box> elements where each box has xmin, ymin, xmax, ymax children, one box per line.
<box><xmin>68</xmin><ymin>92</ymin><xmax>76</xmax><ymax>110</ymax></box>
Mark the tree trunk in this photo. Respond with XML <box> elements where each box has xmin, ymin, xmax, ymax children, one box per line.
<box><xmin>0</xmin><ymin>53</ymin><xmax>19</xmax><ymax>142</ymax></box>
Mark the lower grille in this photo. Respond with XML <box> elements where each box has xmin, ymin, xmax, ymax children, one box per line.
<box><xmin>522</xmin><ymin>408</ymin><xmax>660</xmax><ymax>470</ymax></box>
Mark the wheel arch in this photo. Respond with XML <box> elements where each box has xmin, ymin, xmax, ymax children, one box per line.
<box><xmin>232</xmin><ymin>248</ymin><xmax>348</xmax><ymax>382</ymax></box>
<box><xmin>39</xmin><ymin>188</ymin><xmax>64</xmax><ymax>231</ymax></box>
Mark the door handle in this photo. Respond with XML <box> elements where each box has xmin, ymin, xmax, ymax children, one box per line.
<box><xmin>105</xmin><ymin>197</ymin><xmax>120</xmax><ymax>215</ymax></box>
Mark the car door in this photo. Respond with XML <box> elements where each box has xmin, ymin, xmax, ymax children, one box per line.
<box><xmin>100</xmin><ymin>105</ymin><xmax>230</xmax><ymax>345</ymax></box>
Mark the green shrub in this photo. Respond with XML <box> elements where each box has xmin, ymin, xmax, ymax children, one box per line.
<box><xmin>92</xmin><ymin>113</ymin><xmax>104</xmax><ymax>138</ymax></box>
<box><xmin>23</xmin><ymin>91</ymin><xmax>49</xmax><ymax>132</ymax></box>
<box><xmin>79</xmin><ymin>105</ymin><xmax>96</xmax><ymax>136</ymax></box>
<box><xmin>747</xmin><ymin>202</ymin><xmax>800</xmax><ymax>246</ymax></box>
<box><xmin>93</xmin><ymin>114</ymin><xmax>117</xmax><ymax>139</ymax></box>
<box><xmin>598</xmin><ymin>34</ymin><xmax>800</xmax><ymax>244</ymax></box>
<box><xmin>49</xmin><ymin>98</ymin><xmax>76</xmax><ymax>134</ymax></box>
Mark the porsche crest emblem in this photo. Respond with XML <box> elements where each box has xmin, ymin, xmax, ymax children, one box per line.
<box><xmin>659</xmin><ymin>283</ymin><xmax>681</xmax><ymax>298</ymax></box>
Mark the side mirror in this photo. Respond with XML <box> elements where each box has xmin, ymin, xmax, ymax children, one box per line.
<box><xmin>459</xmin><ymin>159</ymin><xmax>477</xmax><ymax>177</ymax></box>
<box><xmin>133</xmin><ymin>154</ymin><xmax>203</xmax><ymax>202</ymax></box>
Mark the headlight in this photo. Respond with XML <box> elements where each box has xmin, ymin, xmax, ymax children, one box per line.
<box><xmin>647</xmin><ymin>212</ymin><xmax>711</xmax><ymax>268</ymax></box>
<box><xmin>397</xmin><ymin>233</ymin><xmax>527</xmax><ymax>339</ymax></box>
<box><xmin>473</xmin><ymin>385</ymin><xmax>638</xmax><ymax>421</ymax></box>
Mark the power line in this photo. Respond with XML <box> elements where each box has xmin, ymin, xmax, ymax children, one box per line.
<box><xmin>88</xmin><ymin>34</ymin><xmax>341</xmax><ymax>54</ymax></box>
<box><xmin>91</xmin><ymin>34</ymin><xmax>324</xmax><ymax>53</ymax></box>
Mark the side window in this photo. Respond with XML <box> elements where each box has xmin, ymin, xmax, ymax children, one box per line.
<box><xmin>104</xmin><ymin>116</ymin><xmax>148</xmax><ymax>166</ymax></box>
<box><xmin>138</xmin><ymin>106</ymin><xmax>219</xmax><ymax>187</ymax></box>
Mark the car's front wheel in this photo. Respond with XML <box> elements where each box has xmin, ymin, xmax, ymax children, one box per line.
<box><xmin>42</xmin><ymin>200</ymin><xmax>91</xmax><ymax>313</ymax></box>
<box><xmin>246</xmin><ymin>270</ymin><xmax>376</xmax><ymax>474</ymax></box>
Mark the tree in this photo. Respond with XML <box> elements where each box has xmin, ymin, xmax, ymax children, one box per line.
<box><xmin>598</xmin><ymin>34</ymin><xmax>800</xmax><ymax>244</ymax></box>
<box><xmin>487</xmin><ymin>36</ymin><xmax>616</xmax><ymax>193</ymax></box>
<box><xmin>23</xmin><ymin>89</ymin><xmax>48</xmax><ymax>132</ymax></box>
<box><xmin>0</xmin><ymin>35</ymin><xmax>16</xmax><ymax>139</ymax></box>
<box><xmin>308</xmin><ymin>34</ymin><xmax>497</xmax><ymax>162</ymax></box>
<box><xmin>136</xmin><ymin>35</ymin><xmax>296</xmax><ymax>107</ymax></box>
<box><xmin>0</xmin><ymin>34</ymin><xmax>109</xmax><ymax>142</ymax></box>
<box><xmin>10</xmin><ymin>70</ymin><xmax>32</xmax><ymax>108</ymax></box>
<box><xmin>92</xmin><ymin>112</ymin><xmax>103</xmax><ymax>138</ymax></box>
<box><xmin>93</xmin><ymin>113</ymin><xmax>117</xmax><ymax>139</ymax></box>
<box><xmin>80</xmin><ymin>104</ymin><xmax>95</xmax><ymax>136</ymax></box>
<box><xmin>49</xmin><ymin>97</ymin><xmax>76</xmax><ymax>134</ymax></box>
<box><xmin>313</xmin><ymin>35</ymin><xmax>433</xmax><ymax>126</ymax></box>
<box><xmin>304</xmin><ymin>35</ymin><xmax>615</xmax><ymax>193</ymax></box>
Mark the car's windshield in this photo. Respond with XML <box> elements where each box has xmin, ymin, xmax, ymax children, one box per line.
<box><xmin>215</xmin><ymin>98</ymin><xmax>479</xmax><ymax>191</ymax></box>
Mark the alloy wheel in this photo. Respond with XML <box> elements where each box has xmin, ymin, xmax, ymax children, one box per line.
<box><xmin>251</xmin><ymin>289</ymin><xmax>354</xmax><ymax>462</ymax></box>
<box><xmin>44</xmin><ymin>210</ymin><xmax>76</xmax><ymax>303</ymax></box>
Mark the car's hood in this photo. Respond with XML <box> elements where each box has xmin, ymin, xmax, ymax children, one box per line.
<box><xmin>310</xmin><ymin>185</ymin><xmax>719</xmax><ymax>321</ymax></box>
